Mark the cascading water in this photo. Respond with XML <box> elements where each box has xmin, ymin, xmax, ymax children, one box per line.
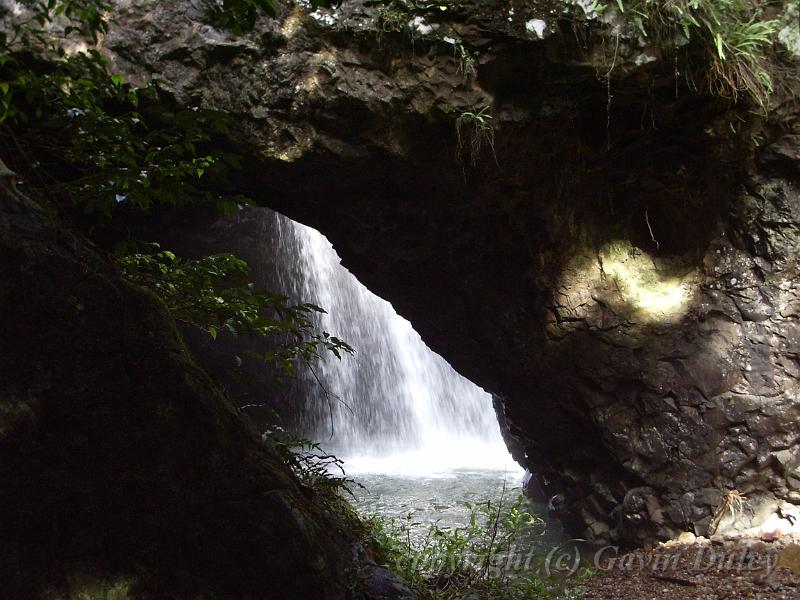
<box><xmin>264</xmin><ymin>210</ymin><xmax>519</xmax><ymax>477</ymax></box>
<box><xmin>222</xmin><ymin>207</ymin><xmax>568</xmax><ymax>551</ymax></box>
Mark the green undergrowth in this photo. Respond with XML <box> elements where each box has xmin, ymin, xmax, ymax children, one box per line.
<box><xmin>254</xmin><ymin>428</ymin><xmax>595</xmax><ymax>599</ymax></box>
<box><xmin>376</xmin><ymin>0</ymin><xmax>786</xmax><ymax>109</ymax></box>
<box><xmin>264</xmin><ymin>425</ymin><xmax>362</xmax><ymax>500</ymax></box>
<box><xmin>254</xmin><ymin>430</ymin><xmax>597</xmax><ymax>599</ymax></box>
<box><xmin>362</xmin><ymin>490</ymin><xmax>596</xmax><ymax>599</ymax></box>
<box><xmin>606</xmin><ymin>0</ymin><xmax>781</xmax><ymax>107</ymax></box>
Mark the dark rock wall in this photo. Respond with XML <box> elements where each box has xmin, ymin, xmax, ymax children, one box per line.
<box><xmin>100</xmin><ymin>0</ymin><xmax>800</xmax><ymax>545</ymax></box>
<box><xmin>0</xmin><ymin>185</ymin><xmax>373</xmax><ymax>598</ymax></box>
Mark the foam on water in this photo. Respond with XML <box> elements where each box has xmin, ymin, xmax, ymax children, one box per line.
<box><xmin>343</xmin><ymin>441</ymin><xmax>522</xmax><ymax>478</ymax></box>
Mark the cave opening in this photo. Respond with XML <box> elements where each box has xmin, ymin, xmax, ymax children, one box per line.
<box><xmin>158</xmin><ymin>204</ymin><xmax>581</xmax><ymax>553</ymax></box>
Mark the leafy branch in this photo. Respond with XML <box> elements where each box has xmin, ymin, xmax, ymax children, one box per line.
<box><xmin>263</xmin><ymin>425</ymin><xmax>362</xmax><ymax>497</ymax></box>
<box><xmin>117</xmin><ymin>251</ymin><xmax>353</xmax><ymax>380</ymax></box>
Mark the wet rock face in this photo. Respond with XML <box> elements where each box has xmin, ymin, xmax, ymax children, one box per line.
<box><xmin>103</xmin><ymin>0</ymin><xmax>800</xmax><ymax>545</ymax></box>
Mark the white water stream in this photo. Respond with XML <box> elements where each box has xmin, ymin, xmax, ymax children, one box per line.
<box><xmin>269</xmin><ymin>211</ymin><xmax>520</xmax><ymax>478</ymax></box>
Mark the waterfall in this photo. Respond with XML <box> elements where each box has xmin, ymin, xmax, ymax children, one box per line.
<box><xmin>259</xmin><ymin>210</ymin><xmax>518</xmax><ymax>476</ymax></box>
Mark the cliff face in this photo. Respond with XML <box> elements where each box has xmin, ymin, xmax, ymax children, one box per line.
<box><xmin>101</xmin><ymin>0</ymin><xmax>800</xmax><ymax>545</ymax></box>
<box><xmin>0</xmin><ymin>183</ymin><xmax>387</xmax><ymax>598</ymax></box>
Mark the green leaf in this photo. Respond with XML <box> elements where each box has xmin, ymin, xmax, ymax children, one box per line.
<box><xmin>715</xmin><ymin>33</ymin><xmax>726</xmax><ymax>59</ymax></box>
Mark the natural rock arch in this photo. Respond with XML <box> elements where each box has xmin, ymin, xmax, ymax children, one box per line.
<box><xmin>103</xmin><ymin>0</ymin><xmax>800</xmax><ymax>545</ymax></box>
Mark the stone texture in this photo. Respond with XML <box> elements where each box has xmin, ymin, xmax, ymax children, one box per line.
<box><xmin>98</xmin><ymin>0</ymin><xmax>800</xmax><ymax>546</ymax></box>
<box><xmin>362</xmin><ymin>565</ymin><xmax>417</xmax><ymax>600</ymax></box>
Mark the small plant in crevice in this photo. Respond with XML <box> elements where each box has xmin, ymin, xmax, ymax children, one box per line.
<box><xmin>456</xmin><ymin>105</ymin><xmax>496</xmax><ymax>166</ymax></box>
<box><xmin>454</xmin><ymin>40</ymin><xmax>478</xmax><ymax>80</ymax></box>
<box><xmin>376</xmin><ymin>2</ymin><xmax>412</xmax><ymax>37</ymax></box>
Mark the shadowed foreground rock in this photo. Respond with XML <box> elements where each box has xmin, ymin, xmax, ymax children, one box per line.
<box><xmin>101</xmin><ymin>0</ymin><xmax>800</xmax><ymax>546</ymax></box>
<box><xmin>0</xmin><ymin>183</ymin><xmax>389</xmax><ymax>599</ymax></box>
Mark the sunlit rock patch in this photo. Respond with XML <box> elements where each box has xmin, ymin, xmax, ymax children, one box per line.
<box><xmin>557</xmin><ymin>241</ymin><xmax>698</xmax><ymax>327</ymax></box>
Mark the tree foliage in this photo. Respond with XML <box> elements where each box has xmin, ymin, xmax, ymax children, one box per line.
<box><xmin>0</xmin><ymin>0</ymin><xmax>353</xmax><ymax>387</ymax></box>
<box><xmin>119</xmin><ymin>251</ymin><xmax>352</xmax><ymax>379</ymax></box>
<box><xmin>2</xmin><ymin>58</ymin><xmax>235</xmax><ymax>216</ymax></box>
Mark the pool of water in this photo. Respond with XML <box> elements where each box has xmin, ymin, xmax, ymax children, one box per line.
<box><xmin>347</xmin><ymin>465</ymin><xmax>572</xmax><ymax>555</ymax></box>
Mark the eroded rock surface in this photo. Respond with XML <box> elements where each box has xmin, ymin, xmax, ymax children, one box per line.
<box><xmin>100</xmin><ymin>0</ymin><xmax>800</xmax><ymax>546</ymax></box>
